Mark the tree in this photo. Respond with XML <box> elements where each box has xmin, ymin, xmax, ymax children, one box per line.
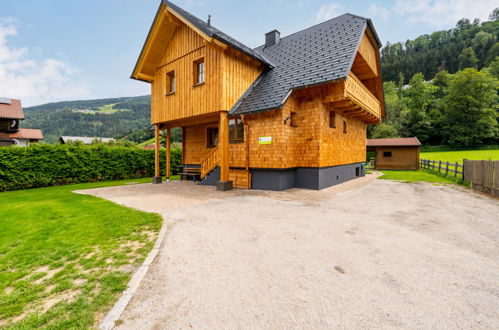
<box><xmin>403</xmin><ymin>73</ymin><xmax>434</xmax><ymax>143</ymax></box>
<box><xmin>489</xmin><ymin>7</ymin><xmax>499</xmax><ymax>21</ymax></box>
<box><xmin>443</xmin><ymin>68</ymin><xmax>498</xmax><ymax>147</ymax></box>
<box><xmin>483</xmin><ymin>56</ymin><xmax>499</xmax><ymax>79</ymax></box>
<box><xmin>371</xmin><ymin>123</ymin><xmax>399</xmax><ymax>139</ymax></box>
<box><xmin>458</xmin><ymin>47</ymin><xmax>479</xmax><ymax>69</ymax></box>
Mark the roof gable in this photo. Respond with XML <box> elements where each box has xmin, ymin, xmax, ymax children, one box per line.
<box><xmin>0</xmin><ymin>99</ymin><xmax>24</xmax><ymax>120</ymax></box>
<box><xmin>230</xmin><ymin>14</ymin><xmax>379</xmax><ymax>115</ymax></box>
<box><xmin>132</xmin><ymin>1</ymin><xmax>272</xmax><ymax>82</ymax></box>
<box><xmin>367</xmin><ymin>137</ymin><xmax>421</xmax><ymax>147</ymax></box>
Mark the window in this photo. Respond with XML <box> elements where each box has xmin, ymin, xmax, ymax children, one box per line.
<box><xmin>329</xmin><ymin>111</ymin><xmax>336</xmax><ymax>128</ymax></box>
<box><xmin>167</xmin><ymin>71</ymin><xmax>175</xmax><ymax>94</ymax></box>
<box><xmin>194</xmin><ymin>58</ymin><xmax>205</xmax><ymax>85</ymax></box>
<box><xmin>383</xmin><ymin>151</ymin><xmax>392</xmax><ymax>157</ymax></box>
<box><xmin>343</xmin><ymin>121</ymin><xmax>347</xmax><ymax>134</ymax></box>
<box><xmin>207</xmin><ymin>127</ymin><xmax>218</xmax><ymax>147</ymax></box>
<box><xmin>290</xmin><ymin>112</ymin><xmax>298</xmax><ymax>127</ymax></box>
<box><xmin>229</xmin><ymin>118</ymin><xmax>244</xmax><ymax>142</ymax></box>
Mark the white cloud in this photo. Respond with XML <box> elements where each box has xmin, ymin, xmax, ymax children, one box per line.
<box><xmin>394</xmin><ymin>0</ymin><xmax>497</xmax><ymax>27</ymax></box>
<box><xmin>316</xmin><ymin>3</ymin><xmax>343</xmax><ymax>23</ymax></box>
<box><xmin>367</xmin><ymin>4</ymin><xmax>390</xmax><ymax>21</ymax></box>
<box><xmin>0</xmin><ymin>19</ymin><xmax>89</xmax><ymax>106</ymax></box>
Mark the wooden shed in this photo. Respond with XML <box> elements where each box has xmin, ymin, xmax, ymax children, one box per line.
<box><xmin>367</xmin><ymin>137</ymin><xmax>421</xmax><ymax>170</ymax></box>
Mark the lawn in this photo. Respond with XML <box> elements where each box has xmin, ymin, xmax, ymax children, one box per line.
<box><xmin>421</xmin><ymin>149</ymin><xmax>499</xmax><ymax>163</ymax></box>
<box><xmin>378</xmin><ymin>170</ymin><xmax>459</xmax><ymax>184</ymax></box>
<box><xmin>0</xmin><ymin>177</ymin><xmax>172</xmax><ymax>329</ymax></box>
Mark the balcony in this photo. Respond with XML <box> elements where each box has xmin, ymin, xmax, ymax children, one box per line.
<box><xmin>324</xmin><ymin>72</ymin><xmax>382</xmax><ymax>123</ymax></box>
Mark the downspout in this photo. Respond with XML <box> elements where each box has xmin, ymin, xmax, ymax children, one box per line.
<box><xmin>241</xmin><ymin>114</ymin><xmax>251</xmax><ymax>188</ymax></box>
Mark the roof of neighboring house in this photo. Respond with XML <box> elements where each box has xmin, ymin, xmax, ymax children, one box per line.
<box><xmin>59</xmin><ymin>136</ymin><xmax>116</xmax><ymax>144</ymax></box>
<box><xmin>0</xmin><ymin>99</ymin><xmax>24</xmax><ymax>119</ymax></box>
<box><xmin>163</xmin><ymin>1</ymin><xmax>274</xmax><ymax>68</ymax></box>
<box><xmin>367</xmin><ymin>137</ymin><xmax>422</xmax><ymax>147</ymax></box>
<box><xmin>230</xmin><ymin>13</ymin><xmax>381</xmax><ymax>116</ymax></box>
<box><xmin>0</xmin><ymin>128</ymin><xmax>44</xmax><ymax>140</ymax></box>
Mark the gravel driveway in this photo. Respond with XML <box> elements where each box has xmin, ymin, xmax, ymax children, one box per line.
<box><xmin>81</xmin><ymin>175</ymin><xmax>499</xmax><ymax>329</ymax></box>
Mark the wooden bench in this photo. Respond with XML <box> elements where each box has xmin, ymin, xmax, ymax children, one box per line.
<box><xmin>179</xmin><ymin>165</ymin><xmax>201</xmax><ymax>181</ymax></box>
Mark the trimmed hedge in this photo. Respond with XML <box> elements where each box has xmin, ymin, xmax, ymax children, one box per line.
<box><xmin>0</xmin><ymin>144</ymin><xmax>182</xmax><ymax>191</ymax></box>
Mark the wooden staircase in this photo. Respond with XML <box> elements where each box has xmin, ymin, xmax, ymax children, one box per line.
<box><xmin>200</xmin><ymin>147</ymin><xmax>220</xmax><ymax>178</ymax></box>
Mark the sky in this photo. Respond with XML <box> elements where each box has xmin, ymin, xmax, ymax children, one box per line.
<box><xmin>0</xmin><ymin>0</ymin><xmax>497</xmax><ymax>107</ymax></box>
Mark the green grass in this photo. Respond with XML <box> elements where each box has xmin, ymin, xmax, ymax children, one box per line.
<box><xmin>95</xmin><ymin>103</ymin><xmax>129</xmax><ymax>114</ymax></box>
<box><xmin>378</xmin><ymin>170</ymin><xmax>460</xmax><ymax>184</ymax></box>
<box><xmin>421</xmin><ymin>149</ymin><xmax>499</xmax><ymax>163</ymax></box>
<box><xmin>0</xmin><ymin>177</ymin><xmax>177</xmax><ymax>328</ymax></box>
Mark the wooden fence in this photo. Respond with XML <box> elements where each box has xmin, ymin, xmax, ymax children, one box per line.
<box><xmin>421</xmin><ymin>158</ymin><xmax>499</xmax><ymax>197</ymax></box>
<box><xmin>463</xmin><ymin>160</ymin><xmax>499</xmax><ymax>197</ymax></box>
<box><xmin>420</xmin><ymin>159</ymin><xmax>463</xmax><ymax>178</ymax></box>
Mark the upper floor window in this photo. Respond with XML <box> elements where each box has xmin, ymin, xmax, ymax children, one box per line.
<box><xmin>194</xmin><ymin>58</ymin><xmax>205</xmax><ymax>85</ymax></box>
<box><xmin>290</xmin><ymin>111</ymin><xmax>298</xmax><ymax>127</ymax></box>
<box><xmin>167</xmin><ymin>71</ymin><xmax>175</xmax><ymax>94</ymax></box>
<box><xmin>329</xmin><ymin>111</ymin><xmax>336</xmax><ymax>128</ymax></box>
<box><xmin>229</xmin><ymin>118</ymin><xmax>244</xmax><ymax>142</ymax></box>
<box><xmin>343</xmin><ymin>121</ymin><xmax>347</xmax><ymax>134</ymax></box>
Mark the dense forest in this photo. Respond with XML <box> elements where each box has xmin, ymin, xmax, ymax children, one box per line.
<box><xmin>373</xmin><ymin>9</ymin><xmax>499</xmax><ymax>147</ymax></box>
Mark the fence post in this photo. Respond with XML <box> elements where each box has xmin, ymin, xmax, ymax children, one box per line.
<box><xmin>438</xmin><ymin>160</ymin><xmax>441</xmax><ymax>173</ymax></box>
<box><xmin>454</xmin><ymin>162</ymin><xmax>458</xmax><ymax>177</ymax></box>
<box><xmin>445</xmin><ymin>161</ymin><xmax>449</xmax><ymax>176</ymax></box>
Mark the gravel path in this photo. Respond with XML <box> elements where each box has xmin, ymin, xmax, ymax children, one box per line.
<box><xmin>80</xmin><ymin>176</ymin><xmax>499</xmax><ymax>329</ymax></box>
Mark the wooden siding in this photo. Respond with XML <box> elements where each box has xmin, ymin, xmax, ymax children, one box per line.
<box><xmin>357</xmin><ymin>32</ymin><xmax>378</xmax><ymax>77</ymax></box>
<box><xmin>183</xmin><ymin>123</ymin><xmax>217</xmax><ymax>164</ymax></box>
<box><xmin>375</xmin><ymin>146</ymin><xmax>420</xmax><ymax>170</ymax></box>
<box><xmin>229</xmin><ymin>169</ymin><xmax>250</xmax><ymax>189</ymax></box>
<box><xmin>150</xmin><ymin>22</ymin><xmax>262</xmax><ymax>125</ymax></box>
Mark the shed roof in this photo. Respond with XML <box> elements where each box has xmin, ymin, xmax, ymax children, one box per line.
<box><xmin>0</xmin><ymin>128</ymin><xmax>43</xmax><ymax>140</ymax></box>
<box><xmin>0</xmin><ymin>99</ymin><xmax>24</xmax><ymax>120</ymax></box>
<box><xmin>367</xmin><ymin>137</ymin><xmax>421</xmax><ymax>147</ymax></box>
<box><xmin>230</xmin><ymin>13</ymin><xmax>380</xmax><ymax>116</ymax></box>
<box><xmin>59</xmin><ymin>136</ymin><xmax>115</xmax><ymax>144</ymax></box>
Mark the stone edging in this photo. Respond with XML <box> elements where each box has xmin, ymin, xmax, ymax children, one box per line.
<box><xmin>99</xmin><ymin>218</ymin><xmax>168</xmax><ymax>330</ymax></box>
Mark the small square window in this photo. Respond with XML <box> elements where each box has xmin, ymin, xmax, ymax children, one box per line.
<box><xmin>383</xmin><ymin>151</ymin><xmax>392</xmax><ymax>157</ymax></box>
<box><xmin>229</xmin><ymin>118</ymin><xmax>244</xmax><ymax>142</ymax></box>
<box><xmin>167</xmin><ymin>71</ymin><xmax>175</xmax><ymax>94</ymax></box>
<box><xmin>194</xmin><ymin>58</ymin><xmax>205</xmax><ymax>85</ymax></box>
<box><xmin>329</xmin><ymin>111</ymin><xmax>336</xmax><ymax>128</ymax></box>
<box><xmin>343</xmin><ymin>121</ymin><xmax>347</xmax><ymax>134</ymax></box>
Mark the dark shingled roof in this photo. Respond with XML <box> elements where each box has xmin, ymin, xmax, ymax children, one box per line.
<box><xmin>230</xmin><ymin>14</ymin><xmax>379</xmax><ymax>116</ymax></box>
<box><xmin>164</xmin><ymin>1</ymin><xmax>274</xmax><ymax>67</ymax></box>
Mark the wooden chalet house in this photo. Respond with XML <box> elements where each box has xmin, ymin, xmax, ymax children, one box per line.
<box><xmin>0</xmin><ymin>98</ymin><xmax>43</xmax><ymax>147</ymax></box>
<box><xmin>132</xmin><ymin>1</ymin><xmax>384</xmax><ymax>191</ymax></box>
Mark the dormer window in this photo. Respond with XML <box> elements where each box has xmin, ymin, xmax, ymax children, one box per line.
<box><xmin>167</xmin><ymin>71</ymin><xmax>175</xmax><ymax>94</ymax></box>
<box><xmin>194</xmin><ymin>58</ymin><xmax>205</xmax><ymax>86</ymax></box>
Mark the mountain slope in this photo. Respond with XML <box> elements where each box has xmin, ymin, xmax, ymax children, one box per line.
<box><xmin>23</xmin><ymin>96</ymin><xmax>152</xmax><ymax>143</ymax></box>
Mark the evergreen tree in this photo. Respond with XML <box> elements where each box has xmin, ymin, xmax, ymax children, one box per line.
<box><xmin>458</xmin><ymin>47</ymin><xmax>479</xmax><ymax>69</ymax></box>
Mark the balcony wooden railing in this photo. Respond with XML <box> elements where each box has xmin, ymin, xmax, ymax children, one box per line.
<box><xmin>344</xmin><ymin>72</ymin><xmax>381</xmax><ymax>118</ymax></box>
<box><xmin>200</xmin><ymin>146</ymin><xmax>220</xmax><ymax>178</ymax></box>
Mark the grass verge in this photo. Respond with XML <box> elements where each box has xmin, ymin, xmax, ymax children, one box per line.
<box><xmin>0</xmin><ymin>177</ymin><xmax>175</xmax><ymax>328</ymax></box>
<box><xmin>378</xmin><ymin>170</ymin><xmax>464</xmax><ymax>184</ymax></box>
<box><xmin>421</xmin><ymin>148</ymin><xmax>499</xmax><ymax>163</ymax></box>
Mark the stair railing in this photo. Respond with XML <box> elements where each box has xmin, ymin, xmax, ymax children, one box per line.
<box><xmin>200</xmin><ymin>147</ymin><xmax>220</xmax><ymax>178</ymax></box>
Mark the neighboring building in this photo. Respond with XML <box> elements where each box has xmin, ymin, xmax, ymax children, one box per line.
<box><xmin>132</xmin><ymin>1</ymin><xmax>384</xmax><ymax>191</ymax></box>
<box><xmin>59</xmin><ymin>136</ymin><xmax>116</xmax><ymax>144</ymax></box>
<box><xmin>0</xmin><ymin>98</ymin><xmax>44</xmax><ymax>146</ymax></box>
<box><xmin>367</xmin><ymin>137</ymin><xmax>421</xmax><ymax>170</ymax></box>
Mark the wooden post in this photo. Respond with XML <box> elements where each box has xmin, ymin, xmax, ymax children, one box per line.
<box><xmin>217</xmin><ymin>111</ymin><xmax>232</xmax><ymax>191</ymax></box>
<box><xmin>455</xmin><ymin>162</ymin><xmax>458</xmax><ymax>177</ymax></box>
<box><xmin>152</xmin><ymin>124</ymin><xmax>162</xmax><ymax>184</ymax></box>
<box><xmin>445</xmin><ymin>161</ymin><xmax>449</xmax><ymax>176</ymax></box>
<box><xmin>438</xmin><ymin>160</ymin><xmax>442</xmax><ymax>173</ymax></box>
<box><xmin>165</xmin><ymin>128</ymin><xmax>171</xmax><ymax>181</ymax></box>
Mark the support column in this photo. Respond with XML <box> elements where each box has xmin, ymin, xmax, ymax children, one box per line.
<box><xmin>152</xmin><ymin>124</ymin><xmax>162</xmax><ymax>184</ymax></box>
<box><xmin>165</xmin><ymin>128</ymin><xmax>171</xmax><ymax>181</ymax></box>
<box><xmin>217</xmin><ymin>111</ymin><xmax>233</xmax><ymax>191</ymax></box>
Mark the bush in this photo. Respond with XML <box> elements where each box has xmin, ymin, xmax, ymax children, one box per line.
<box><xmin>0</xmin><ymin>144</ymin><xmax>182</xmax><ymax>191</ymax></box>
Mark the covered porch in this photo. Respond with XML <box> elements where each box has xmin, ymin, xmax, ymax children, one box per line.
<box><xmin>151</xmin><ymin>111</ymin><xmax>233</xmax><ymax>191</ymax></box>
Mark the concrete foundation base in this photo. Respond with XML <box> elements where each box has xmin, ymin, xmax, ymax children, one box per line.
<box><xmin>216</xmin><ymin>180</ymin><xmax>233</xmax><ymax>191</ymax></box>
<box><xmin>152</xmin><ymin>176</ymin><xmax>163</xmax><ymax>184</ymax></box>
